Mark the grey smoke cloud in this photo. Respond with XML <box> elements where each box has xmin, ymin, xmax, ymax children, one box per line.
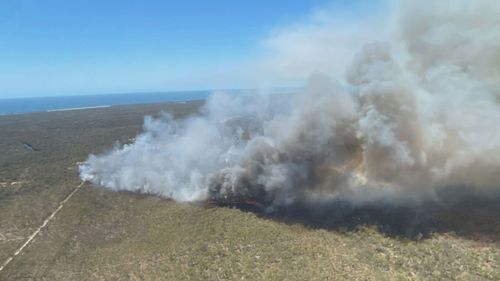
<box><xmin>80</xmin><ymin>0</ymin><xmax>500</xmax><ymax>207</ymax></box>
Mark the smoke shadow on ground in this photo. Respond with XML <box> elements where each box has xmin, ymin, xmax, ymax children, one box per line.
<box><xmin>221</xmin><ymin>187</ymin><xmax>500</xmax><ymax>242</ymax></box>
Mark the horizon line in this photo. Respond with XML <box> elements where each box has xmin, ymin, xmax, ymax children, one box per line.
<box><xmin>0</xmin><ymin>86</ymin><xmax>302</xmax><ymax>100</ymax></box>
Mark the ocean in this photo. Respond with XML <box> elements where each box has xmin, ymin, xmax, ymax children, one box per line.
<box><xmin>0</xmin><ymin>91</ymin><xmax>213</xmax><ymax>115</ymax></box>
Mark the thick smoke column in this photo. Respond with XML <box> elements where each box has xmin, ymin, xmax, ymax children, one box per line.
<box><xmin>80</xmin><ymin>0</ymin><xmax>500</xmax><ymax>207</ymax></box>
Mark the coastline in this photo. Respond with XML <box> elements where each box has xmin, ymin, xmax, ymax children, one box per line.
<box><xmin>0</xmin><ymin>90</ymin><xmax>212</xmax><ymax>116</ymax></box>
<box><xmin>0</xmin><ymin>98</ymin><xmax>207</xmax><ymax>117</ymax></box>
<box><xmin>46</xmin><ymin>105</ymin><xmax>112</xmax><ymax>112</ymax></box>
<box><xmin>1</xmin><ymin>94</ymin><xmax>499</xmax><ymax>279</ymax></box>
<box><xmin>0</xmin><ymin>88</ymin><xmax>297</xmax><ymax>116</ymax></box>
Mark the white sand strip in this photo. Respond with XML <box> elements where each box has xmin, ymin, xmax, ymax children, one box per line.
<box><xmin>0</xmin><ymin>181</ymin><xmax>85</xmax><ymax>273</ymax></box>
<box><xmin>47</xmin><ymin>105</ymin><xmax>110</xmax><ymax>112</ymax></box>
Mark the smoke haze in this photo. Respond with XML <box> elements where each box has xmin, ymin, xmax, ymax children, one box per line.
<box><xmin>80</xmin><ymin>0</ymin><xmax>500</xmax><ymax>208</ymax></box>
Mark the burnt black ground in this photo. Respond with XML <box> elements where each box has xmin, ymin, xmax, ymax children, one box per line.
<box><xmin>0</xmin><ymin>100</ymin><xmax>499</xmax><ymax>280</ymax></box>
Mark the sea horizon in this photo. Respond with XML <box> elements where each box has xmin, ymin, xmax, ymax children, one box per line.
<box><xmin>0</xmin><ymin>90</ymin><xmax>216</xmax><ymax>116</ymax></box>
<box><xmin>0</xmin><ymin>88</ymin><xmax>298</xmax><ymax>116</ymax></box>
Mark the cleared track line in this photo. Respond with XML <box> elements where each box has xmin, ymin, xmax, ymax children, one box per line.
<box><xmin>0</xmin><ymin>181</ymin><xmax>85</xmax><ymax>273</ymax></box>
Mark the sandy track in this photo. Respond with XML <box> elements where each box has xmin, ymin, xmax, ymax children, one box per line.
<box><xmin>0</xmin><ymin>181</ymin><xmax>85</xmax><ymax>272</ymax></box>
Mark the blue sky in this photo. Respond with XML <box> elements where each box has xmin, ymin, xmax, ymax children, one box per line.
<box><xmin>0</xmin><ymin>0</ymin><xmax>382</xmax><ymax>98</ymax></box>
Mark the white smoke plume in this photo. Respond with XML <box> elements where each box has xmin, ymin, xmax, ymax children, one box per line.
<box><xmin>80</xmin><ymin>0</ymin><xmax>500</xmax><ymax>207</ymax></box>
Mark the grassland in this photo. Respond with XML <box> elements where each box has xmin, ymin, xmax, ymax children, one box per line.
<box><xmin>0</xmin><ymin>101</ymin><xmax>499</xmax><ymax>280</ymax></box>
